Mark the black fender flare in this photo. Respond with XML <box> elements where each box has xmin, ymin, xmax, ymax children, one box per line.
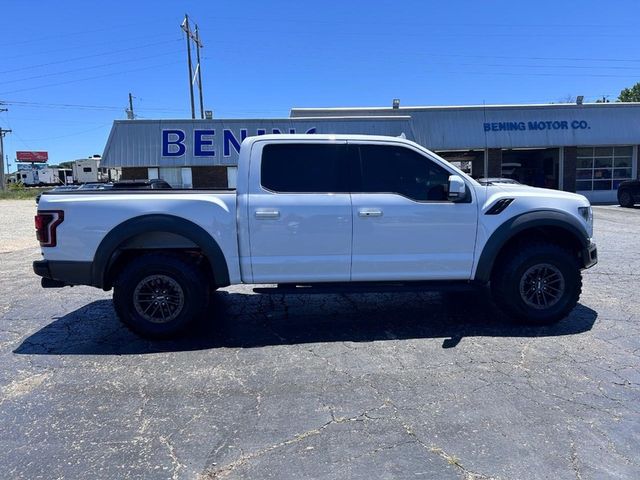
<box><xmin>474</xmin><ymin>210</ymin><xmax>589</xmax><ymax>283</ymax></box>
<box><xmin>92</xmin><ymin>214</ymin><xmax>230</xmax><ymax>288</ymax></box>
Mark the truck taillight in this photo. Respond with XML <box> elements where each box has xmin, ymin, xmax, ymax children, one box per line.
<box><xmin>35</xmin><ymin>210</ymin><xmax>64</xmax><ymax>247</ymax></box>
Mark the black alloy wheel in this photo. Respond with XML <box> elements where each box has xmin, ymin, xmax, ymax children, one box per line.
<box><xmin>113</xmin><ymin>253</ymin><xmax>209</xmax><ymax>339</ymax></box>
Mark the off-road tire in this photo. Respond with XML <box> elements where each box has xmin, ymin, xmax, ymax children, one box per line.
<box><xmin>113</xmin><ymin>253</ymin><xmax>210</xmax><ymax>339</ymax></box>
<box><xmin>491</xmin><ymin>242</ymin><xmax>582</xmax><ymax>325</ymax></box>
<box><xmin>618</xmin><ymin>189</ymin><xmax>634</xmax><ymax>208</ymax></box>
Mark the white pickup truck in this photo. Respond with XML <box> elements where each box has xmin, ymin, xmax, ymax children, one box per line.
<box><xmin>34</xmin><ymin>134</ymin><xmax>597</xmax><ymax>338</ymax></box>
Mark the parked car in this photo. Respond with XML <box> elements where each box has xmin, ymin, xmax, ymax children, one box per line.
<box><xmin>34</xmin><ymin>134</ymin><xmax>597</xmax><ymax>339</ymax></box>
<box><xmin>111</xmin><ymin>179</ymin><xmax>172</xmax><ymax>190</ymax></box>
<box><xmin>48</xmin><ymin>185</ymin><xmax>79</xmax><ymax>191</ymax></box>
<box><xmin>77</xmin><ymin>183</ymin><xmax>113</xmax><ymax>190</ymax></box>
<box><xmin>478</xmin><ymin>178</ymin><xmax>522</xmax><ymax>186</ymax></box>
<box><xmin>617</xmin><ymin>180</ymin><xmax>640</xmax><ymax>207</ymax></box>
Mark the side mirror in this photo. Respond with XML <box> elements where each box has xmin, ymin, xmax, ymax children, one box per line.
<box><xmin>448</xmin><ymin>175</ymin><xmax>466</xmax><ymax>201</ymax></box>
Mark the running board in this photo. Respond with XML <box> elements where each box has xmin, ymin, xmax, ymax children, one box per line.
<box><xmin>252</xmin><ymin>281</ymin><xmax>480</xmax><ymax>295</ymax></box>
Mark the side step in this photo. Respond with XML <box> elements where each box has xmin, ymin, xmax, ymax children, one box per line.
<box><xmin>253</xmin><ymin>281</ymin><xmax>480</xmax><ymax>295</ymax></box>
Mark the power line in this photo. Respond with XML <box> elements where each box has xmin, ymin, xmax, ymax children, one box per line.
<box><xmin>2</xmin><ymin>116</ymin><xmax>117</xmax><ymax>125</ymax></box>
<box><xmin>3</xmin><ymin>32</ymin><xmax>179</xmax><ymax>63</ymax></box>
<box><xmin>422</xmin><ymin>61</ymin><xmax>640</xmax><ymax>72</ymax></box>
<box><xmin>280</xmin><ymin>55</ymin><xmax>640</xmax><ymax>72</ymax></box>
<box><xmin>203</xmin><ymin>16</ymin><xmax>640</xmax><ymax>30</ymax></box>
<box><xmin>7</xmin><ymin>15</ymin><xmax>172</xmax><ymax>48</ymax></box>
<box><xmin>0</xmin><ymin>38</ymin><xmax>182</xmax><ymax>75</ymax></box>
<box><xmin>0</xmin><ymin>60</ymin><xmax>184</xmax><ymax>95</ymax></box>
<box><xmin>19</xmin><ymin>123</ymin><xmax>113</xmax><ymax>142</ymax></box>
<box><xmin>0</xmin><ymin>49</ymin><xmax>184</xmax><ymax>86</ymax></box>
<box><xmin>204</xmin><ymin>23</ymin><xmax>640</xmax><ymax>39</ymax></box>
<box><xmin>1</xmin><ymin>100</ymin><xmax>188</xmax><ymax>112</ymax></box>
<box><xmin>202</xmin><ymin>36</ymin><xmax>640</xmax><ymax>65</ymax></box>
<box><xmin>419</xmin><ymin>52</ymin><xmax>640</xmax><ymax>64</ymax></box>
<box><xmin>206</xmin><ymin>36</ymin><xmax>640</xmax><ymax>64</ymax></box>
<box><xmin>412</xmin><ymin>68</ymin><xmax>640</xmax><ymax>79</ymax></box>
<box><xmin>0</xmin><ymin>112</ymin><xmax>34</xmax><ymax>169</ymax></box>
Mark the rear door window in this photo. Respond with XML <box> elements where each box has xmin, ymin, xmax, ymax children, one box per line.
<box><xmin>261</xmin><ymin>143</ymin><xmax>350</xmax><ymax>193</ymax></box>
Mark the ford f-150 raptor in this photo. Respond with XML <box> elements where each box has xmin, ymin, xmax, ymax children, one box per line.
<box><xmin>33</xmin><ymin>134</ymin><xmax>598</xmax><ymax>338</ymax></box>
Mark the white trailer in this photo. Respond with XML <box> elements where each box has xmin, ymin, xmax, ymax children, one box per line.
<box><xmin>37</xmin><ymin>168</ymin><xmax>57</xmax><ymax>184</ymax></box>
<box><xmin>17</xmin><ymin>168</ymin><xmax>38</xmax><ymax>186</ymax></box>
<box><xmin>30</xmin><ymin>167</ymin><xmax>72</xmax><ymax>185</ymax></box>
<box><xmin>73</xmin><ymin>158</ymin><xmax>100</xmax><ymax>184</ymax></box>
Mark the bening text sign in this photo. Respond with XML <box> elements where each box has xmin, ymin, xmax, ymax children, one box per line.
<box><xmin>484</xmin><ymin>120</ymin><xmax>590</xmax><ymax>132</ymax></box>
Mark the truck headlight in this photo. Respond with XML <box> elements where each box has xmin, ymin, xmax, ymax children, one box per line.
<box><xmin>578</xmin><ymin>206</ymin><xmax>593</xmax><ymax>234</ymax></box>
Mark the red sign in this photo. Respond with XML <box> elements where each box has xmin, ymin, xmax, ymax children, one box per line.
<box><xmin>16</xmin><ymin>151</ymin><xmax>48</xmax><ymax>162</ymax></box>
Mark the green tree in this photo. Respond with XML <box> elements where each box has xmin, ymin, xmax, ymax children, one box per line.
<box><xmin>618</xmin><ymin>82</ymin><xmax>640</xmax><ymax>102</ymax></box>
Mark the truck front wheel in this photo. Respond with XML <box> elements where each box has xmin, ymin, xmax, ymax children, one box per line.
<box><xmin>491</xmin><ymin>242</ymin><xmax>582</xmax><ymax>325</ymax></box>
<box><xmin>113</xmin><ymin>253</ymin><xmax>209</xmax><ymax>339</ymax></box>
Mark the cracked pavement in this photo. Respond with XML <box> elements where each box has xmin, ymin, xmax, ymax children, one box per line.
<box><xmin>1</xmin><ymin>200</ymin><xmax>639</xmax><ymax>479</ymax></box>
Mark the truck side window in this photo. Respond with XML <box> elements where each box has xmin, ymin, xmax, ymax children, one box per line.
<box><xmin>358</xmin><ymin>145</ymin><xmax>450</xmax><ymax>201</ymax></box>
<box><xmin>261</xmin><ymin>144</ymin><xmax>349</xmax><ymax>193</ymax></box>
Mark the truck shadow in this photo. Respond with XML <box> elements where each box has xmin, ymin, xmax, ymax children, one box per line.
<box><xmin>14</xmin><ymin>290</ymin><xmax>598</xmax><ymax>355</ymax></box>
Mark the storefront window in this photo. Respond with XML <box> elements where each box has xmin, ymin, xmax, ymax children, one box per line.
<box><xmin>575</xmin><ymin>146</ymin><xmax>633</xmax><ymax>191</ymax></box>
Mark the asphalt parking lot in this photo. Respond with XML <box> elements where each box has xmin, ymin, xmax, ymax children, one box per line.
<box><xmin>1</xmin><ymin>199</ymin><xmax>639</xmax><ymax>479</ymax></box>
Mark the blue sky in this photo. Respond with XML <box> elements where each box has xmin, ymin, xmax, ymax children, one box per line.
<box><xmin>1</xmin><ymin>0</ymin><xmax>640</xmax><ymax>170</ymax></box>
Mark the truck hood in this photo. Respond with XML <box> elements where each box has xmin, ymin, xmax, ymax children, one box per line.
<box><xmin>485</xmin><ymin>184</ymin><xmax>591</xmax><ymax>205</ymax></box>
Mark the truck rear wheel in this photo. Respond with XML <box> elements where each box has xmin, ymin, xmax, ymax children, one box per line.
<box><xmin>491</xmin><ymin>242</ymin><xmax>582</xmax><ymax>325</ymax></box>
<box><xmin>113</xmin><ymin>253</ymin><xmax>209</xmax><ymax>339</ymax></box>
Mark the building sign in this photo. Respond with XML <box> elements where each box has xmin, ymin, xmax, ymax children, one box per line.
<box><xmin>161</xmin><ymin>127</ymin><xmax>317</xmax><ymax>158</ymax></box>
<box><xmin>483</xmin><ymin>120</ymin><xmax>590</xmax><ymax>132</ymax></box>
<box><xmin>16</xmin><ymin>151</ymin><xmax>48</xmax><ymax>162</ymax></box>
<box><xmin>100</xmin><ymin>117</ymin><xmax>413</xmax><ymax>168</ymax></box>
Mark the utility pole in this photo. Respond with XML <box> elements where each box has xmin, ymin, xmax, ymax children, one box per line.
<box><xmin>0</xmin><ymin>128</ymin><xmax>12</xmax><ymax>192</ymax></box>
<box><xmin>195</xmin><ymin>25</ymin><xmax>205</xmax><ymax>119</ymax></box>
<box><xmin>0</xmin><ymin>102</ymin><xmax>8</xmax><ymax>190</ymax></box>
<box><xmin>126</xmin><ymin>92</ymin><xmax>135</xmax><ymax>120</ymax></box>
<box><xmin>181</xmin><ymin>14</ymin><xmax>205</xmax><ymax>119</ymax></box>
<box><xmin>182</xmin><ymin>14</ymin><xmax>196</xmax><ymax>119</ymax></box>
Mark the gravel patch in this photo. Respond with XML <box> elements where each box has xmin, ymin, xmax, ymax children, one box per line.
<box><xmin>0</xmin><ymin>200</ymin><xmax>38</xmax><ymax>253</ymax></box>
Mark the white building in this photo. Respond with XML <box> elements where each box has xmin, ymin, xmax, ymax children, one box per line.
<box><xmin>99</xmin><ymin>102</ymin><xmax>640</xmax><ymax>202</ymax></box>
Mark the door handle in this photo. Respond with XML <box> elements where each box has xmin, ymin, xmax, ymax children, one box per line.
<box><xmin>358</xmin><ymin>208</ymin><xmax>383</xmax><ymax>217</ymax></box>
<box><xmin>255</xmin><ymin>209</ymin><xmax>280</xmax><ymax>220</ymax></box>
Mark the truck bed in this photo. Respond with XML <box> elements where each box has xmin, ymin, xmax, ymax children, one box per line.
<box><xmin>36</xmin><ymin>190</ymin><xmax>241</xmax><ymax>284</ymax></box>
